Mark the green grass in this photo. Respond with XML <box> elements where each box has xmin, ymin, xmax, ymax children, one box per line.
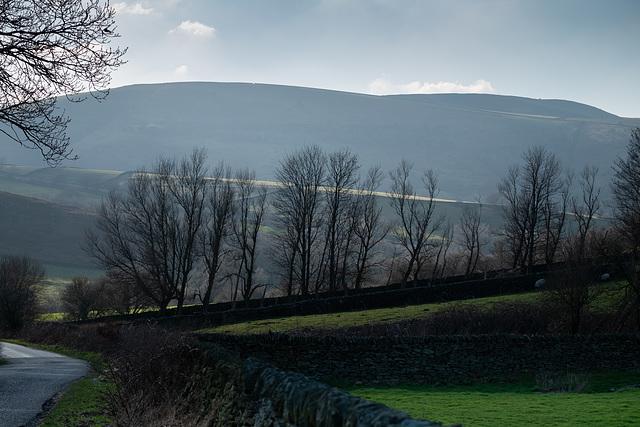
<box><xmin>200</xmin><ymin>301</ymin><xmax>447</xmax><ymax>334</ymax></box>
<box><xmin>199</xmin><ymin>281</ymin><xmax>625</xmax><ymax>335</ymax></box>
<box><xmin>344</xmin><ymin>371</ymin><xmax>640</xmax><ymax>426</ymax></box>
<box><xmin>39</xmin><ymin>376</ymin><xmax>113</xmax><ymax>427</ymax></box>
<box><xmin>199</xmin><ymin>290</ymin><xmax>538</xmax><ymax>334</ymax></box>
<box><xmin>36</xmin><ymin>312</ymin><xmax>66</xmax><ymax>321</ymax></box>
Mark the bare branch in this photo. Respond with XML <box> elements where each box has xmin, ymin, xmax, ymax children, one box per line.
<box><xmin>0</xmin><ymin>0</ymin><xmax>127</xmax><ymax>164</ymax></box>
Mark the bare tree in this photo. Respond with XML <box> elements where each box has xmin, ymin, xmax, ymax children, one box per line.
<box><xmin>429</xmin><ymin>220</ymin><xmax>454</xmax><ymax>283</ymax></box>
<box><xmin>272</xmin><ymin>145</ymin><xmax>326</xmax><ymax>297</ymax></box>
<box><xmin>99</xmin><ymin>270</ymin><xmax>150</xmax><ymax>315</ymax></box>
<box><xmin>84</xmin><ymin>150</ymin><xmax>208</xmax><ymax>315</ymax></box>
<box><xmin>0</xmin><ymin>254</ymin><xmax>44</xmax><ymax>331</ymax></box>
<box><xmin>199</xmin><ymin>162</ymin><xmax>234</xmax><ymax>312</ymax></box>
<box><xmin>610</xmin><ymin>127</ymin><xmax>640</xmax><ymax>328</ymax></box>
<box><xmin>540</xmin><ymin>167</ymin><xmax>604</xmax><ymax>334</ymax></box>
<box><xmin>572</xmin><ymin>165</ymin><xmax>601</xmax><ymax>261</ymax></box>
<box><xmin>541</xmin><ymin>172</ymin><xmax>573</xmax><ymax>266</ymax></box>
<box><xmin>352</xmin><ymin>166</ymin><xmax>390</xmax><ymax>292</ymax></box>
<box><xmin>457</xmin><ymin>199</ymin><xmax>488</xmax><ymax>278</ymax></box>
<box><xmin>498</xmin><ymin>146</ymin><xmax>564</xmax><ymax>273</ymax></box>
<box><xmin>85</xmin><ymin>174</ymin><xmax>174</xmax><ymax>315</ymax></box>
<box><xmin>165</xmin><ymin>149</ymin><xmax>208</xmax><ymax>315</ymax></box>
<box><xmin>322</xmin><ymin>149</ymin><xmax>360</xmax><ymax>294</ymax></box>
<box><xmin>389</xmin><ymin>160</ymin><xmax>443</xmax><ymax>288</ymax></box>
<box><xmin>0</xmin><ymin>0</ymin><xmax>126</xmax><ymax>164</ymax></box>
<box><xmin>270</xmin><ymin>225</ymin><xmax>300</xmax><ymax>299</ymax></box>
<box><xmin>230</xmin><ymin>168</ymin><xmax>268</xmax><ymax>305</ymax></box>
<box><xmin>497</xmin><ymin>165</ymin><xmax>527</xmax><ymax>270</ymax></box>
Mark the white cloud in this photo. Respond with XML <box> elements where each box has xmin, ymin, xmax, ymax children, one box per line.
<box><xmin>112</xmin><ymin>2</ymin><xmax>153</xmax><ymax>15</ymax></box>
<box><xmin>175</xmin><ymin>65</ymin><xmax>189</xmax><ymax>75</ymax></box>
<box><xmin>369</xmin><ymin>78</ymin><xmax>495</xmax><ymax>95</ymax></box>
<box><xmin>170</xmin><ymin>21</ymin><xmax>216</xmax><ymax>38</ymax></box>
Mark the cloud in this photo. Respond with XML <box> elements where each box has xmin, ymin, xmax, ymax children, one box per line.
<box><xmin>170</xmin><ymin>21</ymin><xmax>216</xmax><ymax>38</ymax></box>
<box><xmin>175</xmin><ymin>65</ymin><xmax>189</xmax><ymax>75</ymax></box>
<box><xmin>112</xmin><ymin>2</ymin><xmax>153</xmax><ymax>15</ymax></box>
<box><xmin>369</xmin><ymin>78</ymin><xmax>495</xmax><ymax>95</ymax></box>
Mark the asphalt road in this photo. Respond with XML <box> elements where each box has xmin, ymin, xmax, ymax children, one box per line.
<box><xmin>0</xmin><ymin>342</ymin><xmax>90</xmax><ymax>427</ymax></box>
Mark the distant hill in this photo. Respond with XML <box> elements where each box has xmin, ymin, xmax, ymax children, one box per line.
<box><xmin>0</xmin><ymin>190</ymin><xmax>98</xmax><ymax>277</ymax></box>
<box><xmin>1</xmin><ymin>82</ymin><xmax>638</xmax><ymax>202</ymax></box>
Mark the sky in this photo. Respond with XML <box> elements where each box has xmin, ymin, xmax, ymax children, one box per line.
<box><xmin>108</xmin><ymin>0</ymin><xmax>640</xmax><ymax>118</ymax></box>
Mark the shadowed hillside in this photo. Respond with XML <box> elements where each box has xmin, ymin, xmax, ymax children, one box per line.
<box><xmin>0</xmin><ymin>190</ymin><xmax>98</xmax><ymax>275</ymax></box>
<box><xmin>1</xmin><ymin>82</ymin><xmax>637</xmax><ymax>201</ymax></box>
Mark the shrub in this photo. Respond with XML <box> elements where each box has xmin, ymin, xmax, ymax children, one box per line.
<box><xmin>61</xmin><ymin>276</ymin><xmax>106</xmax><ymax>321</ymax></box>
<box><xmin>102</xmin><ymin>325</ymin><xmax>203</xmax><ymax>426</ymax></box>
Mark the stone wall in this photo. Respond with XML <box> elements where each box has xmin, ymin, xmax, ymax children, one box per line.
<box><xmin>196</xmin><ymin>343</ymin><xmax>444</xmax><ymax>426</ymax></box>
<box><xmin>200</xmin><ymin>333</ymin><xmax>640</xmax><ymax>384</ymax></box>
<box><xmin>86</xmin><ymin>272</ymin><xmax>550</xmax><ymax>327</ymax></box>
<box><xmin>135</xmin><ymin>272</ymin><xmax>550</xmax><ymax>330</ymax></box>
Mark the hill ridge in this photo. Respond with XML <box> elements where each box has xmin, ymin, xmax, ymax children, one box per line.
<box><xmin>387</xmin><ymin>92</ymin><xmax>618</xmax><ymax>120</ymax></box>
<box><xmin>0</xmin><ymin>81</ymin><xmax>638</xmax><ymax>202</ymax></box>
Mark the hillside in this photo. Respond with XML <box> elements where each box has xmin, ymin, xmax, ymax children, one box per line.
<box><xmin>1</xmin><ymin>82</ymin><xmax>637</xmax><ymax>201</ymax></box>
<box><xmin>0</xmin><ymin>190</ymin><xmax>98</xmax><ymax>277</ymax></box>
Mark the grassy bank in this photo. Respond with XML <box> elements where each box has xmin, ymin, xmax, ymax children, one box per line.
<box><xmin>199</xmin><ymin>291</ymin><xmax>540</xmax><ymax>334</ymax></box>
<box><xmin>199</xmin><ymin>281</ymin><xmax>623</xmax><ymax>335</ymax></box>
<box><xmin>40</xmin><ymin>377</ymin><xmax>112</xmax><ymax>427</ymax></box>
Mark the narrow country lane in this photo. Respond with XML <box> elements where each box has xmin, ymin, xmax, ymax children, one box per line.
<box><xmin>0</xmin><ymin>342</ymin><xmax>90</xmax><ymax>427</ymax></box>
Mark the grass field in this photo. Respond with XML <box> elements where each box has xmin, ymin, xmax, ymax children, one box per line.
<box><xmin>198</xmin><ymin>285</ymin><xmax>606</xmax><ymax>335</ymax></box>
<box><xmin>345</xmin><ymin>384</ymin><xmax>640</xmax><ymax>426</ymax></box>
<box><xmin>197</xmin><ymin>282</ymin><xmax>638</xmax><ymax>425</ymax></box>
<box><xmin>200</xmin><ymin>301</ymin><xmax>452</xmax><ymax>334</ymax></box>
<box><xmin>344</xmin><ymin>369</ymin><xmax>640</xmax><ymax>427</ymax></box>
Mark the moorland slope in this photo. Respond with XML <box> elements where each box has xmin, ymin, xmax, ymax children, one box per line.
<box><xmin>1</xmin><ymin>82</ymin><xmax>637</xmax><ymax>201</ymax></box>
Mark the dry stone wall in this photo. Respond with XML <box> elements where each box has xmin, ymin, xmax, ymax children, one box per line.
<box><xmin>196</xmin><ymin>343</ymin><xmax>445</xmax><ymax>426</ymax></box>
<box><xmin>200</xmin><ymin>333</ymin><xmax>640</xmax><ymax>384</ymax></box>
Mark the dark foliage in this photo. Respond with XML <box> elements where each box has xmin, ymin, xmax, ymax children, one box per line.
<box><xmin>103</xmin><ymin>325</ymin><xmax>204</xmax><ymax>426</ymax></box>
<box><xmin>60</xmin><ymin>276</ymin><xmax>105</xmax><ymax>321</ymax></box>
<box><xmin>610</xmin><ymin>127</ymin><xmax>640</xmax><ymax>329</ymax></box>
<box><xmin>0</xmin><ymin>255</ymin><xmax>44</xmax><ymax>331</ymax></box>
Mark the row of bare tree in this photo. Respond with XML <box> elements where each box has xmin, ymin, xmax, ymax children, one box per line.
<box><xmin>497</xmin><ymin>145</ymin><xmax>601</xmax><ymax>274</ymax></box>
<box><xmin>79</xmin><ymin>129</ymin><xmax>640</xmax><ymax>320</ymax></box>
<box><xmin>83</xmin><ymin>149</ymin><xmax>266</xmax><ymax>315</ymax></box>
<box><xmin>83</xmin><ymin>146</ymin><xmax>396</xmax><ymax>314</ymax></box>
<box><xmin>496</xmin><ymin>130</ymin><xmax>640</xmax><ymax>331</ymax></box>
<box><xmin>81</xmin><ymin>145</ymin><xmax>463</xmax><ymax>314</ymax></box>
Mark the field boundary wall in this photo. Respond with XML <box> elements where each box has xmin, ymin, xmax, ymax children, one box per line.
<box><xmin>196</xmin><ymin>343</ymin><xmax>443</xmax><ymax>426</ymax></box>
<box><xmin>200</xmin><ymin>333</ymin><xmax>640</xmax><ymax>384</ymax></box>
